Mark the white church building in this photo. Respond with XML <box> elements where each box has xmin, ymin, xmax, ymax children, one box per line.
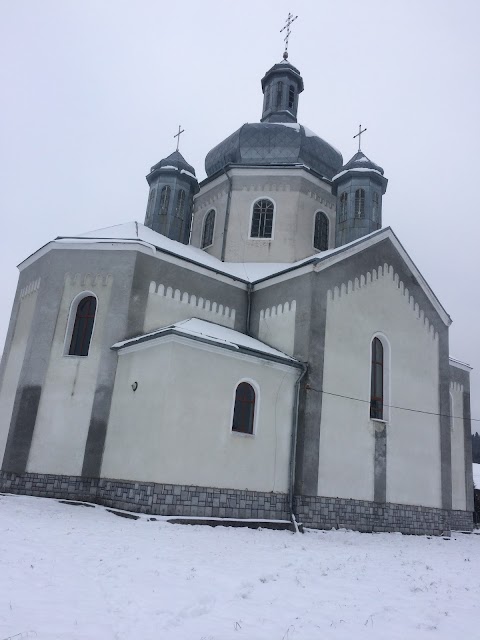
<box><xmin>0</xmin><ymin>50</ymin><xmax>474</xmax><ymax>534</ymax></box>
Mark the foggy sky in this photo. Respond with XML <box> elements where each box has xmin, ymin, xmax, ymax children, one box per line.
<box><xmin>1</xmin><ymin>0</ymin><xmax>479</xmax><ymax>430</ymax></box>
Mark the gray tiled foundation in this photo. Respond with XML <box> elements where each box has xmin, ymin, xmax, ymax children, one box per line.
<box><xmin>0</xmin><ymin>471</ymin><xmax>473</xmax><ymax>534</ymax></box>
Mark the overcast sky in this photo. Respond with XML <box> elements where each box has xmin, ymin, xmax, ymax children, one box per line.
<box><xmin>1</xmin><ymin>0</ymin><xmax>479</xmax><ymax>429</ymax></box>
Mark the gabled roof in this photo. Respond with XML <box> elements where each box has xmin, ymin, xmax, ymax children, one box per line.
<box><xmin>20</xmin><ymin>221</ymin><xmax>451</xmax><ymax>326</ymax></box>
<box><xmin>111</xmin><ymin>318</ymin><xmax>301</xmax><ymax>368</ymax></box>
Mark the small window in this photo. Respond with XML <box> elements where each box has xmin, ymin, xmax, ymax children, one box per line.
<box><xmin>339</xmin><ymin>192</ymin><xmax>348</xmax><ymax>221</ymax></box>
<box><xmin>288</xmin><ymin>85</ymin><xmax>295</xmax><ymax>109</ymax></box>
<box><xmin>232</xmin><ymin>382</ymin><xmax>256</xmax><ymax>434</ymax></box>
<box><xmin>68</xmin><ymin>296</ymin><xmax>97</xmax><ymax>356</ymax></box>
<box><xmin>202</xmin><ymin>209</ymin><xmax>215</xmax><ymax>248</ymax></box>
<box><xmin>276</xmin><ymin>81</ymin><xmax>283</xmax><ymax>107</ymax></box>
<box><xmin>355</xmin><ymin>188</ymin><xmax>365</xmax><ymax>218</ymax></box>
<box><xmin>264</xmin><ymin>84</ymin><xmax>271</xmax><ymax>110</ymax></box>
<box><xmin>160</xmin><ymin>186</ymin><xmax>170</xmax><ymax>215</ymax></box>
<box><xmin>314</xmin><ymin>212</ymin><xmax>329</xmax><ymax>251</ymax></box>
<box><xmin>251</xmin><ymin>199</ymin><xmax>274</xmax><ymax>238</ymax></box>
<box><xmin>175</xmin><ymin>189</ymin><xmax>186</xmax><ymax>219</ymax></box>
<box><xmin>372</xmin><ymin>192</ymin><xmax>380</xmax><ymax>222</ymax></box>
<box><xmin>370</xmin><ymin>337</ymin><xmax>384</xmax><ymax>419</ymax></box>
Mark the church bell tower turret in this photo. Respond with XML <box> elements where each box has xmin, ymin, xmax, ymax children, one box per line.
<box><xmin>333</xmin><ymin>136</ymin><xmax>388</xmax><ymax>248</ymax></box>
<box><xmin>144</xmin><ymin>149</ymin><xmax>199</xmax><ymax>245</ymax></box>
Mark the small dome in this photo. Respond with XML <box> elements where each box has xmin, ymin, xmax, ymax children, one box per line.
<box><xmin>150</xmin><ymin>151</ymin><xmax>196</xmax><ymax>177</ymax></box>
<box><xmin>341</xmin><ymin>151</ymin><xmax>384</xmax><ymax>175</ymax></box>
<box><xmin>205</xmin><ymin>122</ymin><xmax>343</xmax><ymax>179</ymax></box>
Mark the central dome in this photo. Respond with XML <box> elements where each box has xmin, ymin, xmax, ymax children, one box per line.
<box><xmin>205</xmin><ymin>122</ymin><xmax>343</xmax><ymax>179</ymax></box>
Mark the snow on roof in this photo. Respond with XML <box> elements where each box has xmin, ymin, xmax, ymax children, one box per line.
<box><xmin>112</xmin><ymin>318</ymin><xmax>300</xmax><ymax>365</ymax></box>
<box><xmin>473</xmin><ymin>463</ymin><xmax>480</xmax><ymax>489</ymax></box>
<box><xmin>332</xmin><ymin>167</ymin><xmax>384</xmax><ymax>181</ymax></box>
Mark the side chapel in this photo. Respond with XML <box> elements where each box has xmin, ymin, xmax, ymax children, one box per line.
<box><xmin>0</xmin><ymin>38</ymin><xmax>474</xmax><ymax>534</ymax></box>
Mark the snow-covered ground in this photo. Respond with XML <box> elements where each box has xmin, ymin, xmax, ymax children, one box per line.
<box><xmin>473</xmin><ymin>462</ymin><xmax>480</xmax><ymax>488</ymax></box>
<box><xmin>1</xmin><ymin>494</ymin><xmax>479</xmax><ymax>640</ymax></box>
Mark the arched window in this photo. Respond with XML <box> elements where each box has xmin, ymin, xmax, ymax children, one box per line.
<box><xmin>288</xmin><ymin>85</ymin><xmax>295</xmax><ymax>109</ymax></box>
<box><xmin>251</xmin><ymin>199</ymin><xmax>274</xmax><ymax>238</ymax></box>
<box><xmin>232</xmin><ymin>382</ymin><xmax>256</xmax><ymax>434</ymax></box>
<box><xmin>160</xmin><ymin>186</ymin><xmax>170</xmax><ymax>215</ymax></box>
<box><xmin>372</xmin><ymin>192</ymin><xmax>380</xmax><ymax>222</ymax></box>
<box><xmin>355</xmin><ymin>188</ymin><xmax>365</xmax><ymax>218</ymax></box>
<box><xmin>339</xmin><ymin>192</ymin><xmax>348</xmax><ymax>221</ymax></box>
<box><xmin>370</xmin><ymin>337</ymin><xmax>384</xmax><ymax>419</ymax></box>
<box><xmin>68</xmin><ymin>296</ymin><xmax>97</xmax><ymax>356</ymax></box>
<box><xmin>276</xmin><ymin>81</ymin><xmax>283</xmax><ymax>107</ymax></box>
<box><xmin>314</xmin><ymin>211</ymin><xmax>329</xmax><ymax>251</ymax></box>
<box><xmin>202</xmin><ymin>209</ymin><xmax>215</xmax><ymax>248</ymax></box>
<box><xmin>175</xmin><ymin>189</ymin><xmax>186</xmax><ymax>219</ymax></box>
<box><xmin>264</xmin><ymin>84</ymin><xmax>271</xmax><ymax>110</ymax></box>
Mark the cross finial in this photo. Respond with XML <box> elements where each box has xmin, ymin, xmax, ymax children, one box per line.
<box><xmin>174</xmin><ymin>125</ymin><xmax>185</xmax><ymax>152</ymax></box>
<box><xmin>280</xmin><ymin>12</ymin><xmax>298</xmax><ymax>60</ymax></box>
<box><xmin>353</xmin><ymin>124</ymin><xmax>367</xmax><ymax>152</ymax></box>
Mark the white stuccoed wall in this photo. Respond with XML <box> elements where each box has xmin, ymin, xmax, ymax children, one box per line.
<box><xmin>450</xmin><ymin>381</ymin><xmax>466</xmax><ymax>510</ymax></box>
<box><xmin>144</xmin><ymin>282</ymin><xmax>236</xmax><ymax>333</ymax></box>
<box><xmin>26</xmin><ymin>274</ymin><xmax>113</xmax><ymax>476</ymax></box>
<box><xmin>0</xmin><ymin>280</ymin><xmax>40</xmax><ymax>463</ymax></box>
<box><xmin>191</xmin><ymin>168</ymin><xmax>336</xmax><ymax>263</ymax></box>
<box><xmin>102</xmin><ymin>338</ymin><xmax>297</xmax><ymax>493</ymax></box>
<box><xmin>258</xmin><ymin>301</ymin><xmax>296</xmax><ymax>356</ymax></box>
<box><xmin>320</xmin><ymin>264</ymin><xmax>441</xmax><ymax>508</ymax></box>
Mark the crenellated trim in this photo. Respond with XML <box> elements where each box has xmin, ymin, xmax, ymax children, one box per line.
<box><xmin>259</xmin><ymin>300</ymin><xmax>296</xmax><ymax>320</ymax></box>
<box><xmin>66</xmin><ymin>273</ymin><xmax>112</xmax><ymax>287</ymax></box>
<box><xmin>450</xmin><ymin>381</ymin><xmax>464</xmax><ymax>394</ymax></box>
<box><xmin>327</xmin><ymin>263</ymin><xmax>438</xmax><ymax>341</ymax></box>
<box><xmin>148</xmin><ymin>281</ymin><xmax>236</xmax><ymax>322</ymax></box>
<box><xmin>20</xmin><ymin>278</ymin><xmax>41</xmax><ymax>299</ymax></box>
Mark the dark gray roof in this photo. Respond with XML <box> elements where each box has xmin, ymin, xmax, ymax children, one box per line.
<box><xmin>341</xmin><ymin>151</ymin><xmax>384</xmax><ymax>175</ymax></box>
<box><xmin>150</xmin><ymin>151</ymin><xmax>196</xmax><ymax>176</ymax></box>
<box><xmin>204</xmin><ymin>122</ymin><xmax>343</xmax><ymax>179</ymax></box>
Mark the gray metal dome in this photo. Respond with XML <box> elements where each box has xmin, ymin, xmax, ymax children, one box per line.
<box><xmin>150</xmin><ymin>151</ymin><xmax>196</xmax><ymax>177</ymax></box>
<box><xmin>204</xmin><ymin>122</ymin><xmax>343</xmax><ymax>179</ymax></box>
<box><xmin>341</xmin><ymin>150</ymin><xmax>384</xmax><ymax>175</ymax></box>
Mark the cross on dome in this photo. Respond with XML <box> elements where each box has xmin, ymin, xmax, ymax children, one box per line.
<box><xmin>353</xmin><ymin>124</ymin><xmax>367</xmax><ymax>152</ymax></box>
<box><xmin>174</xmin><ymin>125</ymin><xmax>185</xmax><ymax>152</ymax></box>
<box><xmin>280</xmin><ymin>12</ymin><xmax>298</xmax><ymax>60</ymax></box>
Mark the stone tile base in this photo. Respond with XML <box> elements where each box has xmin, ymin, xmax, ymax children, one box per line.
<box><xmin>0</xmin><ymin>471</ymin><xmax>473</xmax><ymax>534</ymax></box>
<box><xmin>294</xmin><ymin>495</ymin><xmax>474</xmax><ymax>536</ymax></box>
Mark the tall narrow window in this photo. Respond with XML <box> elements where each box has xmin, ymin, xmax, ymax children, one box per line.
<box><xmin>276</xmin><ymin>81</ymin><xmax>283</xmax><ymax>107</ymax></box>
<box><xmin>202</xmin><ymin>209</ymin><xmax>215</xmax><ymax>248</ymax></box>
<box><xmin>160</xmin><ymin>186</ymin><xmax>170</xmax><ymax>215</ymax></box>
<box><xmin>339</xmin><ymin>192</ymin><xmax>348</xmax><ymax>221</ymax></box>
<box><xmin>265</xmin><ymin>84</ymin><xmax>271</xmax><ymax>110</ymax></box>
<box><xmin>251</xmin><ymin>199</ymin><xmax>274</xmax><ymax>238</ymax></box>
<box><xmin>370</xmin><ymin>337</ymin><xmax>384</xmax><ymax>419</ymax></box>
<box><xmin>232</xmin><ymin>382</ymin><xmax>256</xmax><ymax>434</ymax></box>
<box><xmin>314</xmin><ymin>211</ymin><xmax>329</xmax><ymax>251</ymax></box>
<box><xmin>288</xmin><ymin>85</ymin><xmax>295</xmax><ymax>109</ymax></box>
<box><xmin>69</xmin><ymin>296</ymin><xmax>97</xmax><ymax>356</ymax></box>
<box><xmin>355</xmin><ymin>188</ymin><xmax>365</xmax><ymax>218</ymax></box>
<box><xmin>175</xmin><ymin>189</ymin><xmax>186</xmax><ymax>219</ymax></box>
<box><xmin>372</xmin><ymin>192</ymin><xmax>380</xmax><ymax>222</ymax></box>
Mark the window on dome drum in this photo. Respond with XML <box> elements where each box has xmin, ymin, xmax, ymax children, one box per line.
<box><xmin>288</xmin><ymin>85</ymin><xmax>295</xmax><ymax>109</ymax></box>
<box><xmin>265</xmin><ymin>84</ymin><xmax>271</xmax><ymax>110</ymax></box>
<box><xmin>175</xmin><ymin>189</ymin><xmax>186</xmax><ymax>219</ymax></box>
<box><xmin>232</xmin><ymin>382</ymin><xmax>256</xmax><ymax>434</ymax></box>
<box><xmin>147</xmin><ymin>188</ymin><xmax>155</xmax><ymax>214</ymax></box>
<box><xmin>370</xmin><ymin>337</ymin><xmax>384</xmax><ymax>420</ymax></box>
<box><xmin>314</xmin><ymin>212</ymin><xmax>329</xmax><ymax>251</ymax></box>
<box><xmin>251</xmin><ymin>199</ymin><xmax>274</xmax><ymax>238</ymax></box>
<box><xmin>339</xmin><ymin>192</ymin><xmax>348</xmax><ymax>221</ymax></box>
<box><xmin>355</xmin><ymin>188</ymin><xmax>365</xmax><ymax>218</ymax></box>
<box><xmin>372</xmin><ymin>192</ymin><xmax>380</xmax><ymax>222</ymax></box>
<box><xmin>160</xmin><ymin>186</ymin><xmax>170</xmax><ymax>215</ymax></box>
<box><xmin>276</xmin><ymin>81</ymin><xmax>283</xmax><ymax>107</ymax></box>
<box><xmin>202</xmin><ymin>209</ymin><xmax>215</xmax><ymax>248</ymax></box>
<box><xmin>68</xmin><ymin>296</ymin><xmax>97</xmax><ymax>357</ymax></box>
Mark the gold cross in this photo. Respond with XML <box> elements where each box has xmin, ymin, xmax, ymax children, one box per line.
<box><xmin>174</xmin><ymin>125</ymin><xmax>185</xmax><ymax>152</ymax></box>
<box><xmin>353</xmin><ymin>124</ymin><xmax>367</xmax><ymax>152</ymax></box>
<box><xmin>280</xmin><ymin>12</ymin><xmax>298</xmax><ymax>59</ymax></box>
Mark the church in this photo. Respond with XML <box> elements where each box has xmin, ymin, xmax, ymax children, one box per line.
<box><xmin>0</xmin><ymin>44</ymin><xmax>474</xmax><ymax>535</ymax></box>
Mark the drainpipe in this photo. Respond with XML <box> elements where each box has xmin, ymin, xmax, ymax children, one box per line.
<box><xmin>246</xmin><ymin>282</ymin><xmax>253</xmax><ymax>336</ymax></box>
<box><xmin>220</xmin><ymin>168</ymin><xmax>233</xmax><ymax>262</ymax></box>
<box><xmin>289</xmin><ymin>362</ymin><xmax>308</xmax><ymax>533</ymax></box>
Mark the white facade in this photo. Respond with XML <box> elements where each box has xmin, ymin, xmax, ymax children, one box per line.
<box><xmin>320</xmin><ymin>263</ymin><xmax>441</xmax><ymax>508</ymax></box>
<box><xmin>102</xmin><ymin>337</ymin><xmax>297</xmax><ymax>493</ymax></box>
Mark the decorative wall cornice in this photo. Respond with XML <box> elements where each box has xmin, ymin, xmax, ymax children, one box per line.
<box><xmin>148</xmin><ymin>281</ymin><xmax>236</xmax><ymax>322</ymax></box>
